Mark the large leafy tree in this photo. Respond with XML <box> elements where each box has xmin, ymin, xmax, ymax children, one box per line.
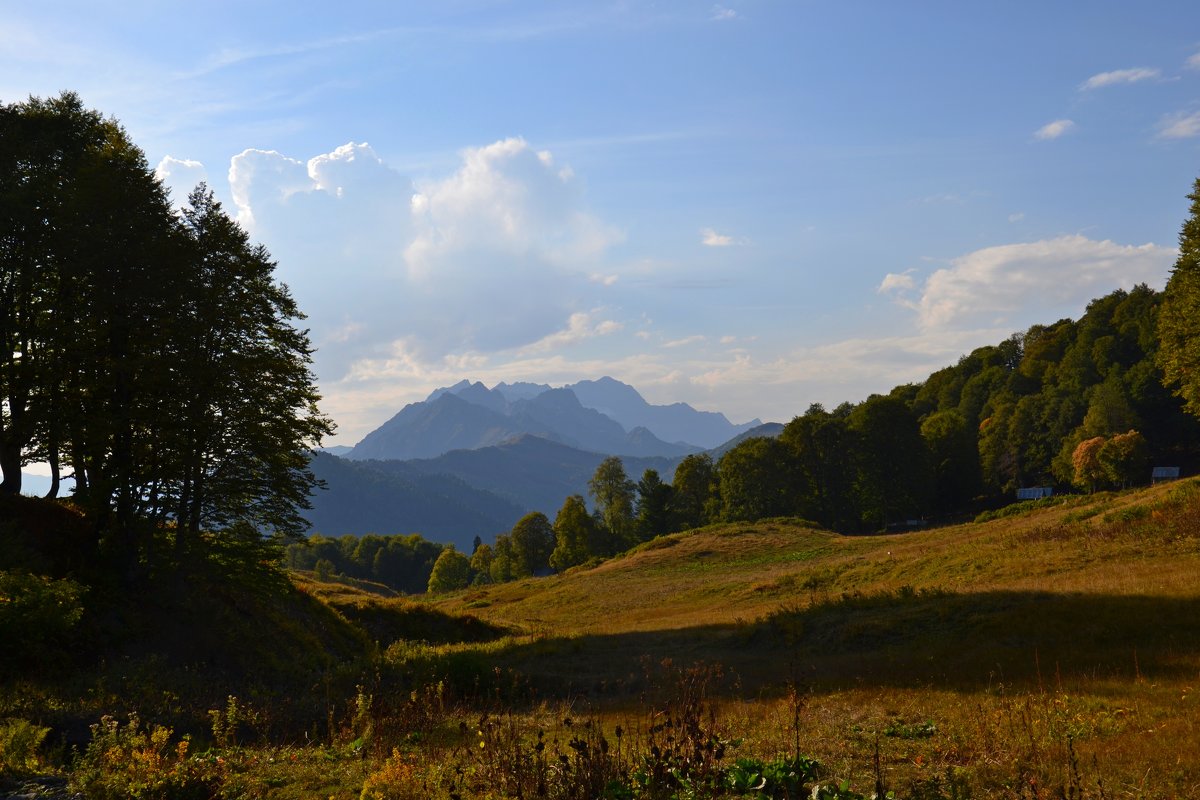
<box><xmin>168</xmin><ymin>186</ymin><xmax>331</xmax><ymax>545</ymax></box>
<box><xmin>919</xmin><ymin>410</ymin><xmax>980</xmax><ymax>513</ymax></box>
<box><xmin>849</xmin><ymin>395</ymin><xmax>933</xmax><ymax>529</ymax></box>
<box><xmin>509</xmin><ymin>511</ymin><xmax>555</xmax><ymax>578</ymax></box>
<box><xmin>779</xmin><ymin>403</ymin><xmax>857</xmax><ymax>529</ymax></box>
<box><xmin>588</xmin><ymin>456</ymin><xmax>636</xmax><ymax>547</ymax></box>
<box><xmin>717</xmin><ymin>436</ymin><xmax>796</xmax><ymax>523</ymax></box>
<box><xmin>1158</xmin><ymin>178</ymin><xmax>1200</xmax><ymax>417</ymax></box>
<box><xmin>427</xmin><ymin>546</ymin><xmax>471</xmax><ymax>594</ymax></box>
<box><xmin>549</xmin><ymin>494</ymin><xmax>600</xmax><ymax>571</ymax></box>
<box><xmin>671</xmin><ymin>453</ymin><xmax>717</xmax><ymax>531</ymax></box>
<box><xmin>0</xmin><ymin>93</ymin><xmax>330</xmax><ymax>573</ymax></box>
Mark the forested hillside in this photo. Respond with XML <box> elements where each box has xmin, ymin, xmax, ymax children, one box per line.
<box><xmin>682</xmin><ymin>283</ymin><xmax>1200</xmax><ymax>534</ymax></box>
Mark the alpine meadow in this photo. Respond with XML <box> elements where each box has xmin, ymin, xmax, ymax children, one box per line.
<box><xmin>6</xmin><ymin>4</ymin><xmax>1200</xmax><ymax>799</ymax></box>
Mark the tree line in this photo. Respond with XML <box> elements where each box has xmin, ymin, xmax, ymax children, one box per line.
<box><xmin>0</xmin><ymin>94</ymin><xmax>331</xmax><ymax>581</ymax></box>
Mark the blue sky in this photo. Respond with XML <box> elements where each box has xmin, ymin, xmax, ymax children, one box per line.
<box><xmin>6</xmin><ymin>1</ymin><xmax>1200</xmax><ymax>444</ymax></box>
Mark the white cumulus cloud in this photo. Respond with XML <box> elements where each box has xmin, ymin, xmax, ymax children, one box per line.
<box><xmin>1080</xmin><ymin>67</ymin><xmax>1160</xmax><ymax>90</ymax></box>
<box><xmin>154</xmin><ymin>156</ymin><xmax>209</xmax><ymax>207</ymax></box>
<box><xmin>700</xmin><ymin>227</ymin><xmax>735</xmax><ymax>246</ymax></box>
<box><xmin>905</xmin><ymin>235</ymin><xmax>1174</xmax><ymax>331</ymax></box>
<box><xmin>221</xmin><ymin>137</ymin><xmax>623</xmax><ymax>374</ymax></box>
<box><xmin>1034</xmin><ymin>119</ymin><xmax>1075</xmax><ymax>140</ymax></box>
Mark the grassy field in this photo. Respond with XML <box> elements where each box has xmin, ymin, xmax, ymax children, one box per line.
<box><xmin>413</xmin><ymin>479</ymin><xmax>1200</xmax><ymax>796</ymax></box>
<box><xmin>4</xmin><ymin>480</ymin><xmax>1200</xmax><ymax>798</ymax></box>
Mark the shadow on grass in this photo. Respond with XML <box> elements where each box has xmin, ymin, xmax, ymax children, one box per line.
<box><xmin>414</xmin><ymin>589</ymin><xmax>1200</xmax><ymax>700</ymax></box>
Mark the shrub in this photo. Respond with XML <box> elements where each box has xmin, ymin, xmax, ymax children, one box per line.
<box><xmin>69</xmin><ymin>715</ymin><xmax>220</xmax><ymax>800</ymax></box>
<box><xmin>0</xmin><ymin>718</ymin><xmax>52</xmax><ymax>779</ymax></box>
<box><xmin>360</xmin><ymin>749</ymin><xmax>425</xmax><ymax>800</ymax></box>
<box><xmin>0</xmin><ymin>571</ymin><xmax>84</xmax><ymax>675</ymax></box>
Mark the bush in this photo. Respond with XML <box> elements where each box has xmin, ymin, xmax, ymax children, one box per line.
<box><xmin>360</xmin><ymin>749</ymin><xmax>426</xmax><ymax>800</ymax></box>
<box><xmin>0</xmin><ymin>571</ymin><xmax>84</xmax><ymax>675</ymax></box>
<box><xmin>69</xmin><ymin>715</ymin><xmax>220</xmax><ymax>800</ymax></box>
<box><xmin>0</xmin><ymin>718</ymin><xmax>52</xmax><ymax>779</ymax></box>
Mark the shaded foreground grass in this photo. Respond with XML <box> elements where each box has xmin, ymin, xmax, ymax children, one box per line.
<box><xmin>4</xmin><ymin>481</ymin><xmax>1200</xmax><ymax>797</ymax></box>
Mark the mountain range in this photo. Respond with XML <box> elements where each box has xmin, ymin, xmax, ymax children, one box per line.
<box><xmin>347</xmin><ymin>377</ymin><xmax>761</xmax><ymax>461</ymax></box>
<box><xmin>307</xmin><ymin>378</ymin><xmax>776</xmax><ymax>549</ymax></box>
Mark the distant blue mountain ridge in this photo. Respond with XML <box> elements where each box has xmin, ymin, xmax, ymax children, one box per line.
<box><xmin>347</xmin><ymin>376</ymin><xmax>761</xmax><ymax>461</ymax></box>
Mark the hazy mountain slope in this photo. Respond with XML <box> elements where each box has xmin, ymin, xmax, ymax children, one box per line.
<box><xmin>493</xmin><ymin>381</ymin><xmax>553</xmax><ymax>402</ymax></box>
<box><xmin>350</xmin><ymin>383</ymin><xmax>695</xmax><ymax>461</ymax></box>
<box><xmin>306</xmin><ymin>452</ymin><xmax>525</xmax><ymax>549</ymax></box>
<box><xmin>347</xmin><ymin>392</ymin><xmax>539</xmax><ymax>461</ymax></box>
<box><xmin>568</xmin><ymin>376</ymin><xmax>763</xmax><ymax>448</ymax></box>
<box><xmin>427</xmin><ymin>379</ymin><xmax>510</xmax><ymax>414</ymax></box>
<box><xmin>511</xmin><ymin>388</ymin><xmax>696</xmax><ymax>458</ymax></box>
<box><xmin>363</xmin><ymin>435</ymin><xmax>681</xmax><ymax>515</ymax></box>
<box><xmin>706</xmin><ymin>422</ymin><xmax>785</xmax><ymax>458</ymax></box>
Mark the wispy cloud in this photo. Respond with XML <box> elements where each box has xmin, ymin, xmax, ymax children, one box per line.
<box><xmin>711</xmin><ymin>6</ymin><xmax>738</xmax><ymax>21</ymax></box>
<box><xmin>663</xmin><ymin>335</ymin><xmax>707</xmax><ymax>349</ymax></box>
<box><xmin>519</xmin><ymin>311</ymin><xmax>624</xmax><ymax>354</ymax></box>
<box><xmin>1158</xmin><ymin>110</ymin><xmax>1200</xmax><ymax>139</ymax></box>
<box><xmin>1187</xmin><ymin>52</ymin><xmax>1200</xmax><ymax>70</ymax></box>
<box><xmin>1008</xmin><ymin>212</ymin><xmax>1025</xmax><ymax>223</ymax></box>
<box><xmin>1080</xmin><ymin>67</ymin><xmax>1160</xmax><ymax>90</ymax></box>
<box><xmin>1034</xmin><ymin>119</ymin><xmax>1075</xmax><ymax>140</ymax></box>
<box><xmin>877</xmin><ymin>271</ymin><xmax>916</xmax><ymax>295</ymax></box>
<box><xmin>181</xmin><ymin>29</ymin><xmax>403</xmax><ymax>80</ymax></box>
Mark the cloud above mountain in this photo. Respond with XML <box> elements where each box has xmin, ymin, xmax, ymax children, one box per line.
<box><xmin>212</xmin><ymin>137</ymin><xmax>623</xmax><ymax>379</ymax></box>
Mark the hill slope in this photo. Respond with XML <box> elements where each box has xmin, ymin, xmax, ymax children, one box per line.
<box><xmin>431</xmin><ymin>479</ymin><xmax>1200</xmax><ymax>690</ymax></box>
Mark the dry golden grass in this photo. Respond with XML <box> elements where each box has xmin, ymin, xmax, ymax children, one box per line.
<box><xmin>389</xmin><ymin>479</ymin><xmax>1200</xmax><ymax>796</ymax></box>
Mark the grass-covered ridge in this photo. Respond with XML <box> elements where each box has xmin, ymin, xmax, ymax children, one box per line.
<box><xmin>4</xmin><ymin>481</ymin><xmax>1200</xmax><ymax>797</ymax></box>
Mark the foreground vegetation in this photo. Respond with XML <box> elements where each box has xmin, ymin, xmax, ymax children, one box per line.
<box><xmin>4</xmin><ymin>479</ymin><xmax>1200</xmax><ymax>798</ymax></box>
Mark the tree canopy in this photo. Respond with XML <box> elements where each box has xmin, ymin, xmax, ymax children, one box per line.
<box><xmin>1158</xmin><ymin>178</ymin><xmax>1200</xmax><ymax>418</ymax></box>
<box><xmin>0</xmin><ymin>93</ymin><xmax>331</xmax><ymax>576</ymax></box>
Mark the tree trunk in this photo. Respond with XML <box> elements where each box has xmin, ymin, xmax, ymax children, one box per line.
<box><xmin>0</xmin><ymin>439</ymin><xmax>21</xmax><ymax>495</ymax></box>
<box><xmin>44</xmin><ymin>447</ymin><xmax>60</xmax><ymax>500</ymax></box>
